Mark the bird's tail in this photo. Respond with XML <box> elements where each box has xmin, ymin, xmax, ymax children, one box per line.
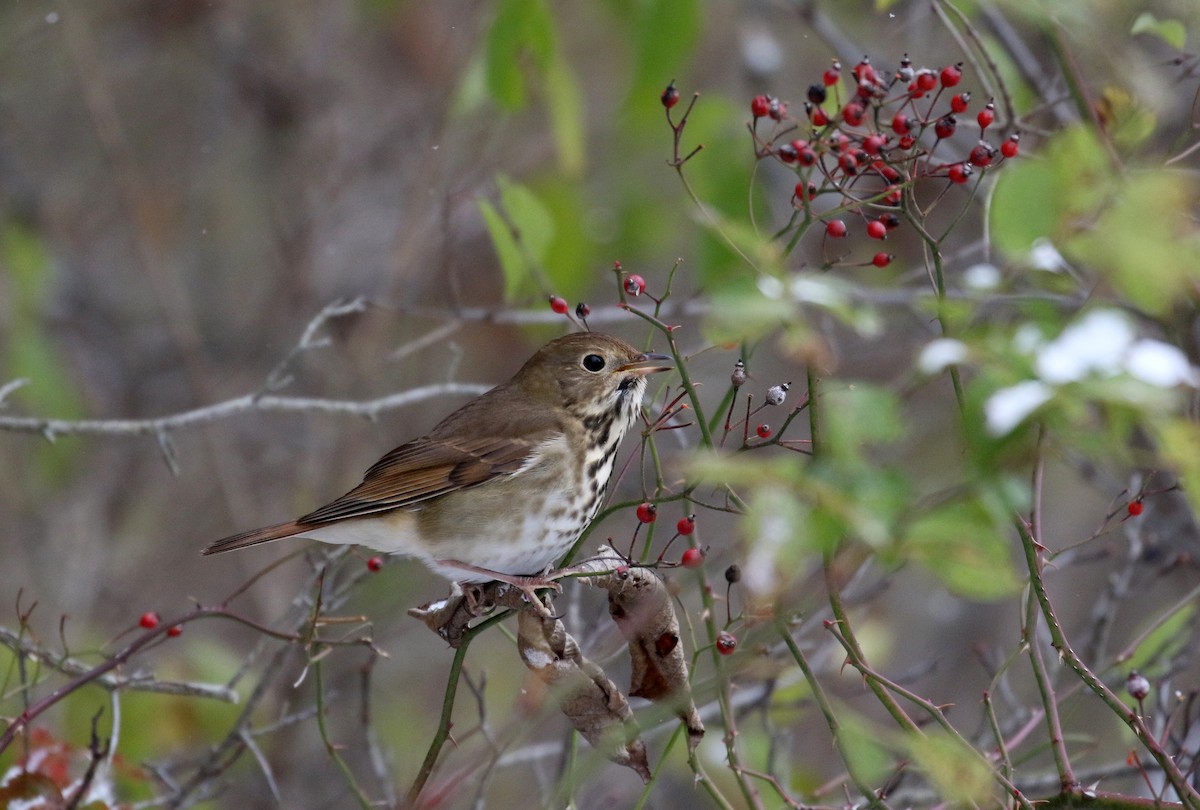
<box><xmin>202</xmin><ymin>520</ymin><xmax>309</xmax><ymax>555</ymax></box>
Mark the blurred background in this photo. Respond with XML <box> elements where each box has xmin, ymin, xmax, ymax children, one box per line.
<box><xmin>1</xmin><ymin>1</ymin><xmax>1198</xmax><ymax>808</ymax></box>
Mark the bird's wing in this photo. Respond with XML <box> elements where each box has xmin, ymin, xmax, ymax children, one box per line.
<box><xmin>295</xmin><ymin>433</ymin><xmax>547</xmax><ymax>524</ymax></box>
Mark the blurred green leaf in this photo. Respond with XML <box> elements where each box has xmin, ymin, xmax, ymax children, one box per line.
<box><xmin>906</xmin><ymin>731</ymin><xmax>997</xmax><ymax>805</ymax></box>
<box><xmin>1121</xmin><ymin>601</ymin><xmax>1194</xmax><ymax>677</ymax></box>
<box><xmin>838</xmin><ymin>714</ymin><xmax>894</xmax><ymax>787</ymax></box>
<box><xmin>1097</xmin><ymin>85</ymin><xmax>1156</xmax><ymax>151</ymax></box>
<box><xmin>1131</xmin><ymin>12</ymin><xmax>1186</xmax><ymax>50</ymax></box>
<box><xmin>478</xmin><ymin>197</ymin><xmax>526</xmax><ymax>299</ymax></box>
<box><xmin>902</xmin><ymin>496</ymin><xmax>1020</xmax><ymax>600</ymax></box>
<box><xmin>485</xmin><ymin>0</ymin><xmax>555</xmax><ymax>109</ymax></box>
<box><xmin>629</xmin><ymin>0</ymin><xmax>700</xmax><ymax>108</ymax></box>
<box><xmin>478</xmin><ymin>176</ymin><xmax>556</xmax><ymax>301</ymax></box>
<box><xmin>544</xmin><ymin>52</ymin><xmax>585</xmax><ymax>176</ymax></box>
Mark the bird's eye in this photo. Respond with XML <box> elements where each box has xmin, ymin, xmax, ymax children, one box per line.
<box><xmin>582</xmin><ymin>354</ymin><xmax>606</xmax><ymax>372</ymax></box>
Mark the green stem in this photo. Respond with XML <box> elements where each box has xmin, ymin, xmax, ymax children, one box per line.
<box><xmin>314</xmin><ymin>660</ymin><xmax>374</xmax><ymax>810</ymax></box>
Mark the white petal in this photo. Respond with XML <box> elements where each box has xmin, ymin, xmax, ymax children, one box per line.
<box><xmin>963</xmin><ymin>263</ymin><xmax>1001</xmax><ymax>291</ymax></box>
<box><xmin>985</xmin><ymin>381</ymin><xmax>1053</xmax><ymax>435</ymax></box>
<box><xmin>1125</xmin><ymin>340</ymin><xmax>1200</xmax><ymax>387</ymax></box>
<box><xmin>1028</xmin><ymin>238</ymin><xmax>1067</xmax><ymax>272</ymax></box>
<box><xmin>757</xmin><ymin>276</ymin><xmax>785</xmax><ymax>298</ymax></box>
<box><xmin>1035</xmin><ymin>309</ymin><xmax>1133</xmax><ymax>384</ymax></box>
<box><xmin>917</xmin><ymin>338</ymin><xmax>969</xmax><ymax>374</ymax></box>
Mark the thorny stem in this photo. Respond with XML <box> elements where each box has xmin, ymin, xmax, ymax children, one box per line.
<box><xmin>314</xmin><ymin>660</ymin><xmax>374</xmax><ymax>810</ymax></box>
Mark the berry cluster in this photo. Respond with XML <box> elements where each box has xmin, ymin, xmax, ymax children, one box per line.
<box><xmin>748</xmin><ymin>55</ymin><xmax>1018</xmax><ymax>265</ymax></box>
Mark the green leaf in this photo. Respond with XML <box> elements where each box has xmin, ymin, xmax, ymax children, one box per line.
<box><xmin>629</xmin><ymin>0</ymin><xmax>701</xmax><ymax>106</ymax></box>
<box><xmin>543</xmin><ymin>51</ymin><xmax>585</xmax><ymax>176</ymax></box>
<box><xmin>906</xmin><ymin>731</ymin><xmax>997</xmax><ymax>805</ymax></box>
<box><xmin>1131</xmin><ymin>12</ymin><xmax>1186</xmax><ymax>50</ymax></box>
<box><xmin>478</xmin><ymin>197</ymin><xmax>527</xmax><ymax>298</ymax></box>
<box><xmin>837</xmin><ymin>714</ymin><xmax>894</xmax><ymax>787</ymax></box>
<box><xmin>1121</xmin><ymin>601</ymin><xmax>1194</xmax><ymax>677</ymax></box>
<box><xmin>902</xmin><ymin>497</ymin><xmax>1020</xmax><ymax>600</ymax></box>
<box><xmin>484</xmin><ymin>0</ymin><xmax>555</xmax><ymax>109</ymax></box>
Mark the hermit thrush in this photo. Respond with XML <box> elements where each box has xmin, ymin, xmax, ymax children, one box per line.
<box><xmin>203</xmin><ymin>333</ymin><xmax>672</xmax><ymax>587</ymax></box>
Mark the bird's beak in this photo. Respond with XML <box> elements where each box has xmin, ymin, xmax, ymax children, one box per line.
<box><xmin>615</xmin><ymin>352</ymin><xmax>674</xmax><ymax>375</ymax></box>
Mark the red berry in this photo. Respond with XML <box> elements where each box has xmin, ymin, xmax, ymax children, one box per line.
<box><xmin>877</xmin><ymin>163</ymin><xmax>900</xmax><ymax>182</ymax></box>
<box><xmin>797</xmin><ymin>146</ymin><xmax>816</xmax><ymax>166</ymax></box>
<box><xmin>892</xmin><ymin>113</ymin><xmax>910</xmax><ymax>135</ymax></box>
<box><xmin>842</xmin><ymin>102</ymin><xmax>864</xmax><ymax>127</ymax></box>
<box><xmin>139</xmin><ymin>612</ymin><xmax>160</xmax><ymax>630</ymax></box>
<box><xmin>680</xmin><ymin>547</ymin><xmax>704</xmax><ymax>569</ymax></box>
<box><xmin>950</xmin><ymin>92</ymin><xmax>971</xmax><ymax>113</ymax></box>
<box><xmin>756</xmin><ymin>423</ymin><xmax>772</xmax><ymax>438</ymax></box>
<box><xmin>167</xmin><ymin>625</ymin><xmax>183</xmax><ymax>638</ymax></box>
<box><xmin>947</xmin><ymin>162</ymin><xmax>972</xmax><ymax>184</ymax></box>
<box><xmin>777</xmin><ymin>143</ymin><xmax>798</xmax><ymax>163</ymax></box>
<box><xmin>825</xmin><ymin>219</ymin><xmax>847</xmax><ymax>238</ymax></box>
<box><xmin>852</xmin><ymin>57</ymin><xmax>878</xmax><ymax>87</ymax></box>
<box><xmin>934</xmin><ymin>114</ymin><xmax>957</xmax><ymax>140</ymax></box>
<box><xmin>1001</xmin><ymin>133</ymin><xmax>1020</xmax><ymax>158</ymax></box>
<box><xmin>661</xmin><ymin>82</ymin><xmax>680</xmax><ymax>109</ymax></box>
<box><xmin>939</xmin><ymin>63</ymin><xmax>963</xmax><ymax>87</ymax></box>
<box><xmin>823</xmin><ymin>60</ymin><xmax>841</xmax><ymax>86</ymax></box>
<box><xmin>879</xmin><ymin>213</ymin><xmax>901</xmax><ymax>230</ymax></box>
<box><xmin>367</xmin><ymin>556</ymin><xmax>384</xmax><ymax>572</ymax></box>
<box><xmin>837</xmin><ymin>152</ymin><xmax>859</xmax><ymax>175</ymax></box>
<box><xmin>862</xmin><ymin>134</ymin><xmax>886</xmax><ymax>155</ymax></box>
<box><xmin>968</xmin><ymin>142</ymin><xmax>995</xmax><ymax>167</ymax></box>
<box><xmin>866</xmin><ymin>220</ymin><xmax>887</xmax><ymax>240</ymax></box>
<box><xmin>811</xmin><ymin>107</ymin><xmax>829</xmax><ymax>127</ymax></box>
<box><xmin>677</xmin><ymin>515</ymin><xmax>696</xmax><ymax>535</ymax></box>
<box><xmin>898</xmin><ymin>135</ymin><xmax>915</xmax><ymax>149</ymax></box>
<box><xmin>716</xmin><ymin>631</ymin><xmax>738</xmax><ymax>656</ymax></box>
<box><xmin>624</xmin><ymin>274</ymin><xmax>646</xmax><ymax>296</ymax></box>
<box><xmin>636</xmin><ymin>502</ymin><xmax>657</xmax><ymax>523</ymax></box>
<box><xmin>915</xmin><ymin>70</ymin><xmax>937</xmax><ymax>93</ymax></box>
<box><xmin>872</xmin><ymin>252</ymin><xmax>893</xmax><ymax>268</ymax></box>
<box><xmin>1127</xmin><ymin>500</ymin><xmax>1144</xmax><ymax>517</ymax></box>
<box><xmin>977</xmin><ymin>101</ymin><xmax>995</xmax><ymax>131</ymax></box>
<box><xmin>768</xmin><ymin>97</ymin><xmax>786</xmax><ymax>121</ymax></box>
<box><xmin>1127</xmin><ymin>671</ymin><xmax>1150</xmax><ymax>700</ymax></box>
<box><xmin>750</xmin><ymin>94</ymin><xmax>771</xmax><ymax>118</ymax></box>
<box><xmin>548</xmin><ymin>295</ymin><xmax>569</xmax><ymax>314</ymax></box>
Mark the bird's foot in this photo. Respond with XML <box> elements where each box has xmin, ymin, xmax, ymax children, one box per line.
<box><xmin>437</xmin><ymin>559</ymin><xmax>560</xmax><ymax>618</ymax></box>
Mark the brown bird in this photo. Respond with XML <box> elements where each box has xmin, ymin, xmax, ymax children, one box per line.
<box><xmin>204</xmin><ymin>333</ymin><xmax>672</xmax><ymax>588</ymax></box>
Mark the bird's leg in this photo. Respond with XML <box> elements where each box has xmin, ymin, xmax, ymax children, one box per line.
<box><xmin>438</xmin><ymin>559</ymin><xmax>560</xmax><ymax>618</ymax></box>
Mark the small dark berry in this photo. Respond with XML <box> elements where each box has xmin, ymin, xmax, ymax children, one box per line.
<box><xmin>724</xmin><ymin>564</ymin><xmax>742</xmax><ymax>584</ymax></box>
<box><xmin>624</xmin><ymin>274</ymin><xmax>646</xmax><ymax>296</ymax></box>
<box><xmin>778</xmin><ymin>142</ymin><xmax>798</xmax><ymax>163</ymax></box>
<box><xmin>548</xmin><ymin>295</ymin><xmax>569</xmax><ymax>315</ymax></box>
<box><xmin>872</xmin><ymin>252</ymin><xmax>893</xmax><ymax>268</ymax></box>
<box><xmin>939</xmin><ymin>63</ymin><xmax>963</xmax><ymax>87</ymax></box>
<box><xmin>677</xmin><ymin>515</ymin><xmax>696</xmax><ymax>535</ymax></box>
<box><xmin>575</xmin><ymin>302</ymin><xmax>591</xmax><ymax>319</ymax></box>
<box><xmin>867</xmin><ymin>220</ymin><xmax>887</xmax><ymax>240</ymax></box>
<box><xmin>680</xmin><ymin>547</ymin><xmax>704</xmax><ymax>569</ymax></box>
<box><xmin>968</xmin><ymin>142</ymin><xmax>995</xmax><ymax>167</ymax></box>
<box><xmin>879</xmin><ymin>213</ymin><xmax>901</xmax><ymax>230</ymax></box>
<box><xmin>756</xmin><ymin>423</ymin><xmax>772</xmax><ymax>438</ymax></box>
<box><xmin>661</xmin><ymin>81</ymin><xmax>680</xmax><ymax>109</ymax></box>
<box><xmin>716</xmin><ymin>631</ymin><xmax>738</xmax><ymax>656</ymax></box>
<box><xmin>807</xmin><ymin>84</ymin><xmax>827</xmax><ymax>105</ymax></box>
<box><xmin>367</xmin><ymin>556</ymin><xmax>384</xmax><ymax>572</ymax></box>
<box><xmin>1126</xmin><ymin>670</ymin><xmax>1150</xmax><ymax>701</ymax></box>
<box><xmin>636</xmin><ymin>502</ymin><xmax>657</xmax><ymax>523</ymax></box>
<box><xmin>140</xmin><ymin>612</ymin><xmax>160</xmax><ymax>630</ymax></box>
<box><xmin>750</xmin><ymin>95</ymin><xmax>771</xmax><ymax>118</ymax></box>
<box><xmin>826</xmin><ymin>219</ymin><xmax>847</xmax><ymax>238</ymax></box>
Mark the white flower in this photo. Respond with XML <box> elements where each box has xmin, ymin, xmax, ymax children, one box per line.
<box><xmin>985</xmin><ymin>381</ymin><xmax>1053</xmax><ymax>435</ymax></box>
<box><xmin>963</xmin><ymin>263</ymin><xmax>1001</xmax><ymax>291</ymax></box>
<box><xmin>1035</xmin><ymin>309</ymin><xmax>1134</xmax><ymax>384</ymax></box>
<box><xmin>917</xmin><ymin>338</ymin><xmax>969</xmax><ymax>374</ymax></box>
<box><xmin>1124</xmin><ymin>340</ymin><xmax>1200</xmax><ymax>387</ymax></box>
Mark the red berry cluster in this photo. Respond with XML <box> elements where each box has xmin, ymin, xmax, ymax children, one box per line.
<box><xmin>749</xmin><ymin>55</ymin><xmax>1019</xmax><ymax>263</ymax></box>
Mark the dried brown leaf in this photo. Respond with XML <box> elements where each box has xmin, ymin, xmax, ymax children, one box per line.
<box><xmin>574</xmin><ymin>547</ymin><xmax>705</xmax><ymax>752</ymax></box>
<box><xmin>517</xmin><ymin>609</ymin><xmax>650</xmax><ymax>781</ymax></box>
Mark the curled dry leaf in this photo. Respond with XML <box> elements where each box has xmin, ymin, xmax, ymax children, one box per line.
<box><xmin>407</xmin><ymin>581</ymin><xmax>534</xmax><ymax>647</ymax></box>
<box><xmin>575</xmin><ymin>546</ymin><xmax>705</xmax><ymax>752</ymax></box>
<box><xmin>517</xmin><ymin>609</ymin><xmax>651</xmax><ymax>781</ymax></box>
